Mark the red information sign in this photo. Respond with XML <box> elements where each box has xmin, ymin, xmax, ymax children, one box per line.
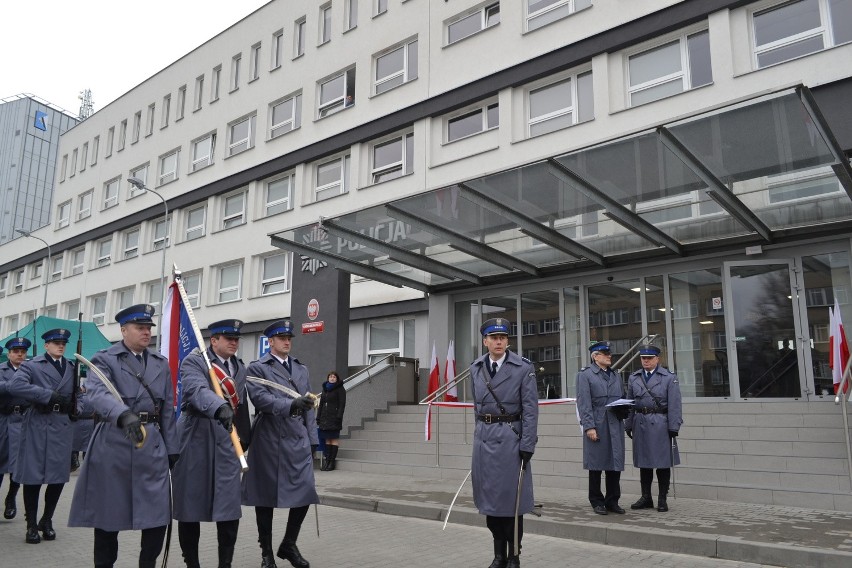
<box><xmin>301</xmin><ymin>321</ymin><xmax>324</xmax><ymax>334</ymax></box>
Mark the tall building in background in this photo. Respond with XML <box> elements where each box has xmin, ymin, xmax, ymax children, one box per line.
<box><xmin>0</xmin><ymin>94</ymin><xmax>78</xmax><ymax>243</ymax></box>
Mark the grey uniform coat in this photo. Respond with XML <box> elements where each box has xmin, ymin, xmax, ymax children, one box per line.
<box><xmin>576</xmin><ymin>364</ymin><xmax>625</xmax><ymax>472</ymax></box>
<box><xmin>470</xmin><ymin>351</ymin><xmax>539</xmax><ymax>517</ymax></box>
<box><xmin>0</xmin><ymin>362</ymin><xmax>28</xmax><ymax>476</ymax></box>
<box><xmin>68</xmin><ymin>343</ymin><xmax>178</xmax><ymax>531</ymax></box>
<box><xmin>7</xmin><ymin>355</ymin><xmax>76</xmax><ymax>484</ymax></box>
<box><xmin>172</xmin><ymin>348</ymin><xmax>248</xmax><ymax>522</ymax></box>
<box><xmin>625</xmin><ymin>366</ymin><xmax>683</xmax><ymax>468</ymax></box>
<box><xmin>241</xmin><ymin>353</ymin><xmax>319</xmax><ymax>509</ymax></box>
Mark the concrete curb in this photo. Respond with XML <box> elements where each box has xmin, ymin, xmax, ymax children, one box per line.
<box><xmin>319</xmin><ymin>494</ymin><xmax>852</xmax><ymax>568</ymax></box>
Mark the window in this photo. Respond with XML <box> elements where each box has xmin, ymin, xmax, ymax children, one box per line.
<box><xmin>367</xmin><ymin>319</ymin><xmax>415</xmax><ymax>362</ymax></box>
<box><xmin>78</xmin><ymin>190</ymin><xmax>93</xmax><ymax>220</ymax></box>
<box><xmin>146</xmin><ymin>280</ymin><xmax>164</xmax><ymax>312</ymax></box>
<box><xmin>526</xmin><ymin>0</ymin><xmax>591</xmax><ymax>32</ymax></box>
<box><xmin>447</xmin><ymin>102</ymin><xmax>499</xmax><ymax>142</ymax></box>
<box><xmin>375</xmin><ymin>0</ymin><xmax>388</xmax><ymax>16</ymax></box>
<box><xmin>50</xmin><ymin>256</ymin><xmax>62</xmax><ymax>282</ymax></box>
<box><xmin>95</xmin><ymin>238</ymin><xmax>112</xmax><ymax>267</ymax></box>
<box><xmin>162</xmin><ymin>95</ymin><xmax>171</xmax><ymax>128</ymax></box>
<box><xmin>265</xmin><ymin>174</ymin><xmax>293</xmax><ymax>216</ymax></box>
<box><xmin>628</xmin><ymin>30</ymin><xmax>712</xmax><ymax>107</ymax></box>
<box><xmin>185</xmin><ymin>206</ymin><xmax>206</xmax><ymax>241</ymax></box>
<box><xmin>118</xmin><ymin>119</ymin><xmax>127</xmax><ymax>151</ymax></box>
<box><xmin>12</xmin><ymin>269</ymin><xmax>24</xmax><ymax>292</ymax></box>
<box><xmin>159</xmin><ymin>148</ymin><xmax>180</xmax><ymax>185</ymax></box>
<box><xmin>91</xmin><ymin>136</ymin><xmax>99</xmax><ymax>166</ymax></box>
<box><xmin>71</xmin><ymin>248</ymin><xmax>85</xmax><ymax>276</ymax></box>
<box><xmin>211</xmin><ymin>66</ymin><xmax>221</xmax><ymax>102</ymax></box>
<box><xmin>123</xmin><ymin>228</ymin><xmax>140</xmax><ymax>259</ymax></box>
<box><xmin>269</xmin><ymin>94</ymin><xmax>302</xmax><ymax>138</ymax></box>
<box><xmin>753</xmin><ymin>0</ymin><xmax>852</xmax><ymax>68</ymax></box>
<box><xmin>222</xmin><ymin>192</ymin><xmax>246</xmax><ymax>229</ymax></box>
<box><xmin>129</xmin><ymin>164</ymin><xmax>149</xmax><ymax>197</ymax></box>
<box><xmin>345</xmin><ymin>0</ymin><xmax>358</xmax><ymax>30</ymax></box>
<box><xmin>57</xmin><ymin>201</ymin><xmax>71</xmax><ymax>228</ymax></box>
<box><xmin>152</xmin><ymin>216</ymin><xmax>171</xmax><ymax>250</ymax></box>
<box><xmin>60</xmin><ymin>155</ymin><xmax>68</xmax><ymax>182</ymax></box>
<box><xmin>217</xmin><ymin>264</ymin><xmax>242</xmax><ymax>303</ymax></box>
<box><xmin>45</xmin><ymin>306</ymin><xmax>58</xmax><ymax>318</ymax></box>
<box><xmin>176</xmin><ymin>85</ymin><xmax>187</xmax><ymax>120</ymax></box>
<box><xmin>106</xmin><ymin>127</ymin><xmax>114</xmax><ymax>157</ymax></box>
<box><xmin>183</xmin><ymin>273</ymin><xmax>202</xmax><ymax>308</ymax></box>
<box><xmin>250</xmin><ymin>43</ymin><xmax>261</xmax><ymax>81</ymax></box>
<box><xmin>132</xmin><ymin>111</ymin><xmax>141</xmax><ymax>143</ymax></box>
<box><xmin>70</xmin><ymin>149</ymin><xmax>78</xmax><ymax>177</ymax></box>
<box><xmin>30</xmin><ymin>262</ymin><xmax>42</xmax><ymax>281</ymax></box>
<box><xmin>191</xmin><ymin>132</ymin><xmax>216</xmax><ymax>171</ymax></box>
<box><xmin>316</xmin><ymin>155</ymin><xmax>351</xmax><ymax>201</ymax></box>
<box><xmin>272</xmin><ymin>29</ymin><xmax>284</xmax><ymax>69</ymax></box>
<box><xmin>261</xmin><ymin>253</ymin><xmax>290</xmax><ymax>295</ymax></box>
<box><xmin>320</xmin><ymin>4</ymin><xmax>332</xmax><ymax>44</ymax></box>
<box><xmin>0</xmin><ymin>274</ymin><xmax>6</xmax><ymax>296</ymax></box>
<box><xmin>230</xmin><ymin>54</ymin><xmax>241</xmax><ymax>91</ymax></box>
<box><xmin>528</xmin><ymin>71</ymin><xmax>594</xmax><ymax>136</ymax></box>
<box><xmin>63</xmin><ymin>300</ymin><xmax>79</xmax><ymax>320</ymax></box>
<box><xmin>22</xmin><ymin>311</ymin><xmax>34</xmax><ymax>327</ymax></box>
<box><xmin>80</xmin><ymin>143</ymin><xmax>88</xmax><ymax>172</ymax></box>
<box><xmin>227</xmin><ymin>115</ymin><xmax>256</xmax><ymax>156</ymax></box>
<box><xmin>103</xmin><ymin>177</ymin><xmax>120</xmax><ymax>209</ymax></box>
<box><xmin>116</xmin><ymin>287</ymin><xmax>135</xmax><ymax>311</ymax></box>
<box><xmin>194</xmin><ymin>75</ymin><xmax>204</xmax><ymax>110</ymax></box>
<box><xmin>146</xmin><ymin>104</ymin><xmax>155</xmax><ymax>136</ymax></box>
<box><xmin>372</xmin><ymin>133</ymin><xmax>414</xmax><ymax>183</ymax></box>
<box><xmin>447</xmin><ymin>3</ymin><xmax>500</xmax><ymax>45</ymax></box>
<box><xmin>374</xmin><ymin>39</ymin><xmax>418</xmax><ymax>95</ymax></box>
<box><xmin>91</xmin><ymin>294</ymin><xmax>107</xmax><ymax>326</ymax></box>
<box><xmin>318</xmin><ymin>68</ymin><xmax>356</xmax><ymax>118</ymax></box>
<box><xmin>6</xmin><ymin>316</ymin><xmax>19</xmax><ymax>334</ymax></box>
<box><xmin>294</xmin><ymin>18</ymin><xmax>306</xmax><ymax>57</ymax></box>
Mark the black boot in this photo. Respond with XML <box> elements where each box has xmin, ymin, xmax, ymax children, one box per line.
<box><xmin>277</xmin><ymin>541</ymin><xmax>309</xmax><ymax>568</ymax></box>
<box><xmin>218</xmin><ymin>546</ymin><xmax>234</xmax><ymax>568</ymax></box>
<box><xmin>487</xmin><ymin>539</ymin><xmax>507</xmax><ymax>568</ymax></box>
<box><xmin>506</xmin><ymin>556</ymin><xmax>521</xmax><ymax>568</ymax></box>
<box><xmin>657</xmin><ymin>494</ymin><xmax>668</xmax><ymax>512</ymax></box>
<box><xmin>4</xmin><ymin>483</ymin><xmax>18</xmax><ymax>520</ymax></box>
<box><xmin>25</xmin><ymin>510</ymin><xmax>40</xmax><ymax>544</ymax></box>
<box><xmin>140</xmin><ymin>561</ymin><xmax>156</xmax><ymax>568</ymax></box>
<box><xmin>630</xmin><ymin>494</ymin><xmax>654</xmax><ymax>510</ymax></box>
<box><xmin>261</xmin><ymin>556</ymin><xmax>278</xmax><ymax>568</ymax></box>
<box><xmin>320</xmin><ymin>449</ymin><xmax>329</xmax><ymax>471</ymax></box>
<box><xmin>38</xmin><ymin>517</ymin><xmax>56</xmax><ymax>540</ymax></box>
<box><xmin>326</xmin><ymin>446</ymin><xmax>338</xmax><ymax>471</ymax></box>
<box><xmin>71</xmin><ymin>452</ymin><xmax>80</xmax><ymax>473</ymax></box>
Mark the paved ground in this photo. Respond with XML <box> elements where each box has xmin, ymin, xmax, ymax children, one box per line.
<box><xmin>1</xmin><ymin>467</ymin><xmax>851</xmax><ymax>567</ymax></box>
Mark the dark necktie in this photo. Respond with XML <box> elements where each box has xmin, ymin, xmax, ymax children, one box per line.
<box><xmin>283</xmin><ymin>358</ymin><xmax>292</xmax><ymax>375</ymax></box>
<box><xmin>221</xmin><ymin>359</ymin><xmax>231</xmax><ymax>376</ymax></box>
<box><xmin>135</xmin><ymin>353</ymin><xmax>144</xmax><ymax>364</ymax></box>
<box><xmin>52</xmin><ymin>358</ymin><xmax>64</xmax><ymax>376</ymax></box>
<box><xmin>644</xmin><ymin>371</ymin><xmax>651</xmax><ymax>383</ymax></box>
<box><xmin>489</xmin><ymin>361</ymin><xmax>498</xmax><ymax>378</ymax></box>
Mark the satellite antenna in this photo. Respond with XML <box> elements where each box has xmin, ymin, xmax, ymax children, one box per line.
<box><xmin>78</xmin><ymin>89</ymin><xmax>94</xmax><ymax>120</ymax></box>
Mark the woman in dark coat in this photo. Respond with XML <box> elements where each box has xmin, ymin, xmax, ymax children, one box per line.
<box><xmin>316</xmin><ymin>371</ymin><xmax>346</xmax><ymax>471</ymax></box>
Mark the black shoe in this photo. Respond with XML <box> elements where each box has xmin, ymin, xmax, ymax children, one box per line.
<box><xmin>488</xmin><ymin>539</ymin><xmax>507</xmax><ymax>568</ymax></box>
<box><xmin>71</xmin><ymin>452</ymin><xmax>80</xmax><ymax>472</ymax></box>
<box><xmin>26</xmin><ymin>526</ymin><xmax>41</xmax><ymax>544</ymax></box>
<box><xmin>261</xmin><ymin>555</ymin><xmax>278</xmax><ymax>568</ymax></box>
<box><xmin>631</xmin><ymin>495</ymin><xmax>654</xmax><ymax>510</ymax></box>
<box><xmin>593</xmin><ymin>505</ymin><xmax>608</xmax><ymax>515</ymax></box>
<box><xmin>487</xmin><ymin>558</ymin><xmax>507</xmax><ymax>568</ymax></box>
<box><xmin>606</xmin><ymin>504</ymin><xmax>625</xmax><ymax>514</ymax></box>
<box><xmin>277</xmin><ymin>542</ymin><xmax>309</xmax><ymax>568</ymax></box>
<box><xmin>4</xmin><ymin>497</ymin><xmax>16</xmax><ymax>519</ymax></box>
<box><xmin>506</xmin><ymin>556</ymin><xmax>521</xmax><ymax>568</ymax></box>
<box><xmin>657</xmin><ymin>496</ymin><xmax>668</xmax><ymax>512</ymax></box>
<box><xmin>320</xmin><ymin>457</ymin><xmax>328</xmax><ymax>471</ymax></box>
<box><xmin>38</xmin><ymin>518</ymin><xmax>56</xmax><ymax>540</ymax></box>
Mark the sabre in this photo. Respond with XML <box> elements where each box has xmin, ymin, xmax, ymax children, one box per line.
<box><xmin>442</xmin><ymin>470</ymin><xmax>471</xmax><ymax>530</ymax></box>
<box><xmin>74</xmin><ymin>353</ymin><xmax>147</xmax><ymax>449</ymax></box>
<box><xmin>245</xmin><ymin>376</ymin><xmax>320</xmax><ymax>409</ymax></box>
<box><xmin>670</xmin><ymin>437</ymin><xmax>677</xmax><ymax>499</ymax></box>
<box><xmin>315</xmin><ymin>503</ymin><xmax>320</xmax><ymax>538</ymax></box>
<box><xmin>514</xmin><ymin>463</ymin><xmax>525</xmax><ymax>558</ymax></box>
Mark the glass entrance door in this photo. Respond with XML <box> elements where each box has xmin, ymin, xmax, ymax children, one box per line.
<box><xmin>725</xmin><ymin>262</ymin><xmax>805</xmax><ymax>398</ymax></box>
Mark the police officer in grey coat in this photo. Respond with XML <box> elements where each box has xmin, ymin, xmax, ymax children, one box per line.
<box><xmin>0</xmin><ymin>336</ymin><xmax>31</xmax><ymax>520</ymax></box>
<box><xmin>625</xmin><ymin>345</ymin><xmax>683</xmax><ymax>512</ymax></box>
<box><xmin>7</xmin><ymin>328</ymin><xmax>77</xmax><ymax>544</ymax></box>
<box><xmin>242</xmin><ymin>320</ymin><xmax>319</xmax><ymax>568</ymax></box>
<box><xmin>471</xmin><ymin>318</ymin><xmax>539</xmax><ymax>568</ymax></box>
<box><xmin>173</xmin><ymin>319</ymin><xmax>250</xmax><ymax>568</ymax></box>
<box><xmin>576</xmin><ymin>340</ymin><xmax>628</xmax><ymax>515</ymax></box>
<box><xmin>68</xmin><ymin>305</ymin><xmax>179</xmax><ymax>568</ymax></box>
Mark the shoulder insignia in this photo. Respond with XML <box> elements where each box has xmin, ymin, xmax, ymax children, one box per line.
<box><xmin>521</xmin><ymin>356</ymin><xmax>532</xmax><ymax>364</ymax></box>
<box><xmin>672</xmin><ymin>378</ymin><xmax>679</xmax><ymax>384</ymax></box>
<box><xmin>580</xmin><ymin>366</ymin><xmax>588</xmax><ymax>371</ymax></box>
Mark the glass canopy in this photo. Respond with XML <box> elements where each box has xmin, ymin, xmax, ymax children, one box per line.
<box><xmin>271</xmin><ymin>87</ymin><xmax>852</xmax><ymax>293</ymax></box>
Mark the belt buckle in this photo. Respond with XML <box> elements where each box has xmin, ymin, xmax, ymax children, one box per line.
<box><xmin>484</xmin><ymin>414</ymin><xmax>493</xmax><ymax>424</ymax></box>
<box><xmin>13</xmin><ymin>406</ymin><xmax>22</xmax><ymax>414</ymax></box>
<box><xmin>51</xmin><ymin>403</ymin><xmax>61</xmax><ymax>412</ymax></box>
<box><xmin>138</xmin><ymin>411</ymin><xmax>149</xmax><ymax>423</ymax></box>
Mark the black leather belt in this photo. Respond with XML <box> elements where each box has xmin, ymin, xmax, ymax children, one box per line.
<box><xmin>637</xmin><ymin>407</ymin><xmax>667</xmax><ymax>415</ymax></box>
<box><xmin>476</xmin><ymin>413</ymin><xmax>521</xmax><ymax>424</ymax></box>
<box><xmin>0</xmin><ymin>405</ymin><xmax>29</xmax><ymax>415</ymax></box>
<box><xmin>137</xmin><ymin>411</ymin><xmax>160</xmax><ymax>424</ymax></box>
<box><xmin>36</xmin><ymin>404</ymin><xmax>71</xmax><ymax>414</ymax></box>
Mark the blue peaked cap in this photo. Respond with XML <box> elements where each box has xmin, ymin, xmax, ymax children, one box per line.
<box><xmin>5</xmin><ymin>337</ymin><xmax>32</xmax><ymax>350</ymax></box>
<box><xmin>42</xmin><ymin>328</ymin><xmax>71</xmax><ymax>343</ymax></box>
<box><xmin>264</xmin><ymin>319</ymin><xmax>294</xmax><ymax>338</ymax></box>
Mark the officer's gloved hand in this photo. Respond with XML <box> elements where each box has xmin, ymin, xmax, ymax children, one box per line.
<box><xmin>311</xmin><ymin>444</ymin><xmax>318</xmax><ymax>455</ymax></box>
<box><xmin>214</xmin><ymin>403</ymin><xmax>234</xmax><ymax>432</ymax></box>
<box><xmin>49</xmin><ymin>391</ymin><xmax>70</xmax><ymax>407</ymax></box>
<box><xmin>625</xmin><ymin>429</ymin><xmax>633</xmax><ymax>439</ymax></box>
<box><xmin>168</xmin><ymin>454</ymin><xmax>180</xmax><ymax>470</ymax></box>
<box><xmin>669</xmin><ymin>430</ymin><xmax>678</xmax><ymax>439</ymax></box>
<box><xmin>117</xmin><ymin>410</ymin><xmax>145</xmax><ymax>446</ymax></box>
<box><xmin>611</xmin><ymin>406</ymin><xmax>630</xmax><ymax>421</ymax></box>
<box><xmin>289</xmin><ymin>395</ymin><xmax>314</xmax><ymax>415</ymax></box>
<box><xmin>519</xmin><ymin>450</ymin><xmax>533</xmax><ymax>467</ymax></box>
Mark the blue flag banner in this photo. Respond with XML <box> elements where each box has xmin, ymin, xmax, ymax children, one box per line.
<box><xmin>160</xmin><ymin>281</ymin><xmax>200</xmax><ymax>417</ymax></box>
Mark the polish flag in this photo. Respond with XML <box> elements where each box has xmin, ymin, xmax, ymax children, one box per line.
<box><xmin>444</xmin><ymin>340</ymin><xmax>458</xmax><ymax>402</ymax></box>
<box><xmin>425</xmin><ymin>343</ymin><xmax>441</xmax><ymax>440</ymax></box>
<box><xmin>830</xmin><ymin>299</ymin><xmax>850</xmax><ymax>394</ymax></box>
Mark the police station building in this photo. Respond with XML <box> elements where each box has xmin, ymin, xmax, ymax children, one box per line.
<box><xmin>1</xmin><ymin>0</ymin><xmax>851</xmax><ymax>509</ymax></box>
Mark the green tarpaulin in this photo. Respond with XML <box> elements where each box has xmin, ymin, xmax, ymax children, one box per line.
<box><xmin>0</xmin><ymin>315</ymin><xmax>113</xmax><ymax>363</ymax></box>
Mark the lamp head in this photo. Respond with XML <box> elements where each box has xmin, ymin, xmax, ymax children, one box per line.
<box><xmin>15</xmin><ymin>228</ymin><xmax>31</xmax><ymax>237</ymax></box>
<box><xmin>127</xmin><ymin>177</ymin><xmax>146</xmax><ymax>190</ymax></box>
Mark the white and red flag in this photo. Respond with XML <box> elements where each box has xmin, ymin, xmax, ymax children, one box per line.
<box><xmin>160</xmin><ymin>280</ymin><xmax>200</xmax><ymax>417</ymax></box>
<box><xmin>425</xmin><ymin>342</ymin><xmax>441</xmax><ymax>440</ymax></box>
<box><xmin>444</xmin><ymin>340</ymin><xmax>458</xmax><ymax>402</ymax></box>
<box><xmin>830</xmin><ymin>299</ymin><xmax>850</xmax><ymax>395</ymax></box>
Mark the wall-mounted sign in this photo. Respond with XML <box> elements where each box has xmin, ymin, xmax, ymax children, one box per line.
<box><xmin>34</xmin><ymin>111</ymin><xmax>48</xmax><ymax>131</ymax></box>
<box><xmin>307</xmin><ymin>298</ymin><xmax>319</xmax><ymax>321</ymax></box>
<box><xmin>258</xmin><ymin>335</ymin><xmax>270</xmax><ymax>358</ymax></box>
<box><xmin>302</xmin><ymin>321</ymin><xmax>324</xmax><ymax>334</ymax></box>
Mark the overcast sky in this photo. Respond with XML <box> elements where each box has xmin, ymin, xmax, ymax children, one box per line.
<box><xmin>1</xmin><ymin>0</ymin><xmax>270</xmax><ymax>116</ymax></box>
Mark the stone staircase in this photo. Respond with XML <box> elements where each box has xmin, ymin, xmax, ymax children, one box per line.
<box><xmin>337</xmin><ymin>400</ymin><xmax>852</xmax><ymax>511</ymax></box>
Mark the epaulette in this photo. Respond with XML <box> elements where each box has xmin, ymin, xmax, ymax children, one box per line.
<box><xmin>521</xmin><ymin>356</ymin><xmax>532</xmax><ymax>364</ymax></box>
<box><xmin>580</xmin><ymin>366</ymin><xmax>588</xmax><ymax>371</ymax></box>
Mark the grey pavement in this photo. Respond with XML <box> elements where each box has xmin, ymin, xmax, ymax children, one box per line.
<box><xmin>0</xmin><ymin>467</ymin><xmax>850</xmax><ymax>567</ymax></box>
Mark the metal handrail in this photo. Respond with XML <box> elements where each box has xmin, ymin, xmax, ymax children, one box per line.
<box><xmin>419</xmin><ymin>368</ymin><xmax>472</xmax><ymax>467</ymax></box>
<box><xmin>419</xmin><ymin>368</ymin><xmax>471</xmax><ymax>405</ymax></box>
<box><xmin>612</xmin><ymin>334</ymin><xmax>660</xmax><ymax>374</ymax></box>
<box><xmin>343</xmin><ymin>354</ymin><xmax>397</xmax><ymax>388</ymax></box>
<box><xmin>833</xmin><ymin>354</ymin><xmax>852</xmax><ymax>492</ymax></box>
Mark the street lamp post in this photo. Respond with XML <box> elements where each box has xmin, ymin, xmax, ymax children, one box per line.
<box><xmin>15</xmin><ymin>229</ymin><xmax>51</xmax><ymax>315</ymax></box>
<box><xmin>127</xmin><ymin>177</ymin><xmax>168</xmax><ymax>349</ymax></box>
